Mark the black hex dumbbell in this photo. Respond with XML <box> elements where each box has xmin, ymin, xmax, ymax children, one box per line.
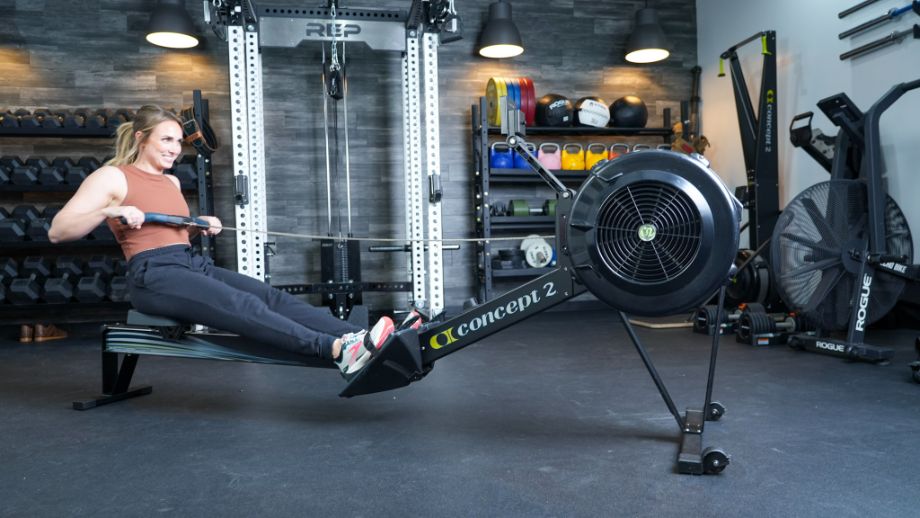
<box><xmin>76</xmin><ymin>255</ymin><xmax>115</xmax><ymax>302</ymax></box>
<box><xmin>27</xmin><ymin>218</ymin><xmax>52</xmax><ymax>242</ymax></box>
<box><xmin>14</xmin><ymin>109</ymin><xmax>39</xmax><ymax>128</ymax></box>
<box><xmin>37</xmin><ymin>159</ymin><xmax>66</xmax><ymax>185</ymax></box>
<box><xmin>52</xmin><ymin>158</ymin><xmax>89</xmax><ymax>185</ymax></box>
<box><xmin>9</xmin><ymin>256</ymin><xmax>51</xmax><ymax>304</ymax></box>
<box><xmin>43</xmin><ymin>257</ymin><xmax>84</xmax><ymax>304</ymax></box>
<box><xmin>0</xmin><ymin>110</ymin><xmax>18</xmax><ymax>128</ymax></box>
<box><xmin>0</xmin><ymin>205</ymin><xmax>40</xmax><ymax>242</ymax></box>
<box><xmin>0</xmin><ymin>257</ymin><xmax>18</xmax><ymax>304</ymax></box>
<box><xmin>109</xmin><ymin>276</ymin><xmax>130</xmax><ymax>302</ymax></box>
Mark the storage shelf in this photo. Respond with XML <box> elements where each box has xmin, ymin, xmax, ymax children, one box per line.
<box><xmin>484</xmin><ymin>168</ymin><xmax>590</xmax><ymax>183</ymax></box>
<box><xmin>0</xmin><ymin>301</ymin><xmax>131</xmax><ymax>325</ymax></box>
<box><xmin>0</xmin><ymin>127</ymin><xmax>115</xmax><ymax>138</ymax></box>
<box><xmin>485</xmin><ymin>216</ymin><xmax>555</xmax><ymax>231</ymax></box>
<box><xmin>0</xmin><ymin>239</ymin><xmax>119</xmax><ymax>251</ymax></box>
<box><xmin>485</xmin><ymin>125</ymin><xmax>672</xmax><ymax>137</ymax></box>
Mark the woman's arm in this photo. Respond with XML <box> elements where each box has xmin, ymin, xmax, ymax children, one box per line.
<box><xmin>48</xmin><ymin>166</ymin><xmax>137</xmax><ymax>243</ymax></box>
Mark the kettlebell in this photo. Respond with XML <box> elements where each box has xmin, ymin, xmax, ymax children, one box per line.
<box><xmin>609</xmin><ymin>143</ymin><xmax>630</xmax><ymax>159</ymax></box>
<box><xmin>490</xmin><ymin>142</ymin><xmax>514</xmax><ymax>169</ymax></box>
<box><xmin>585</xmin><ymin>143</ymin><xmax>608</xmax><ymax>170</ymax></box>
<box><xmin>513</xmin><ymin>143</ymin><xmax>537</xmax><ymax>169</ymax></box>
<box><xmin>537</xmin><ymin>143</ymin><xmax>562</xmax><ymax>170</ymax></box>
<box><xmin>632</xmin><ymin>143</ymin><xmax>652</xmax><ymax>152</ymax></box>
<box><xmin>561</xmin><ymin>143</ymin><xmax>585</xmax><ymax>170</ymax></box>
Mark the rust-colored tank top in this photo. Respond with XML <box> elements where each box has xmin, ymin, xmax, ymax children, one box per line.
<box><xmin>107</xmin><ymin>164</ymin><xmax>190</xmax><ymax>260</ymax></box>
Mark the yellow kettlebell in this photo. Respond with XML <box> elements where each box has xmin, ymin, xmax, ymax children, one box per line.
<box><xmin>561</xmin><ymin>143</ymin><xmax>585</xmax><ymax>170</ymax></box>
<box><xmin>585</xmin><ymin>143</ymin><xmax>608</xmax><ymax>170</ymax></box>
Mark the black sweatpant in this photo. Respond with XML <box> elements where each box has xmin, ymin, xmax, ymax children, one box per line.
<box><xmin>127</xmin><ymin>245</ymin><xmax>361</xmax><ymax>360</ymax></box>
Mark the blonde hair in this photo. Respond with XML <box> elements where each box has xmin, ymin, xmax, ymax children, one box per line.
<box><xmin>105</xmin><ymin>105</ymin><xmax>183</xmax><ymax>166</ymax></box>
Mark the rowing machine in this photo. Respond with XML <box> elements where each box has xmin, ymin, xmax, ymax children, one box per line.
<box><xmin>76</xmin><ymin>122</ymin><xmax>742</xmax><ymax>474</ymax></box>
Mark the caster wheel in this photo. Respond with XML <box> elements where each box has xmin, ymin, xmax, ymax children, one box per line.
<box><xmin>707</xmin><ymin>401</ymin><xmax>726</xmax><ymax>421</ymax></box>
<box><xmin>702</xmin><ymin>447</ymin><xmax>730</xmax><ymax>474</ymax></box>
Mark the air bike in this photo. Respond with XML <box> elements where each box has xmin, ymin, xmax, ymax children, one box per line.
<box><xmin>74</xmin><ymin>115</ymin><xmax>743</xmax><ymax>475</ymax></box>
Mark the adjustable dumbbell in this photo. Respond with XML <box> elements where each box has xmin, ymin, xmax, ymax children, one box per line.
<box><xmin>585</xmin><ymin>143</ymin><xmax>608</xmax><ymax>170</ymax></box>
<box><xmin>736</xmin><ymin>312</ymin><xmax>814</xmax><ymax>345</ymax></box>
<box><xmin>693</xmin><ymin>303</ymin><xmax>766</xmax><ymax>335</ymax></box>
<box><xmin>561</xmin><ymin>143</ymin><xmax>585</xmax><ymax>170</ymax></box>
<box><xmin>76</xmin><ymin>256</ymin><xmax>115</xmax><ymax>302</ymax></box>
<box><xmin>8</xmin><ymin>256</ymin><xmax>51</xmax><ymax>304</ymax></box>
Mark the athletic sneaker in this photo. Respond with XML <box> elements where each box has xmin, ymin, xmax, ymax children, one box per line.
<box><xmin>399</xmin><ymin>309</ymin><xmax>424</xmax><ymax>331</ymax></box>
<box><xmin>334</xmin><ymin>316</ymin><xmax>396</xmax><ymax>377</ymax></box>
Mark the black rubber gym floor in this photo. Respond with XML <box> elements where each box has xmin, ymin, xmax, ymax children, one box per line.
<box><xmin>1</xmin><ymin>310</ymin><xmax>918</xmax><ymax>517</ymax></box>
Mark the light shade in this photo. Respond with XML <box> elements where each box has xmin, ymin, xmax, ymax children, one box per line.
<box><xmin>146</xmin><ymin>0</ymin><xmax>199</xmax><ymax>49</ymax></box>
<box><xmin>625</xmin><ymin>8</ymin><xmax>670</xmax><ymax>63</ymax></box>
<box><xmin>478</xmin><ymin>1</ymin><xmax>523</xmax><ymax>58</ymax></box>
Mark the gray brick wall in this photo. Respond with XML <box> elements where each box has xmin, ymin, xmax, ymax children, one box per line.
<box><xmin>0</xmin><ymin>0</ymin><xmax>696</xmax><ymax>313</ymax></box>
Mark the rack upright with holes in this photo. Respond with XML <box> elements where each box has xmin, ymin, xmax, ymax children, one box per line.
<box><xmin>471</xmin><ymin>96</ymin><xmax>674</xmax><ymax>302</ymax></box>
<box><xmin>0</xmin><ymin>92</ymin><xmax>216</xmax><ymax>324</ymax></box>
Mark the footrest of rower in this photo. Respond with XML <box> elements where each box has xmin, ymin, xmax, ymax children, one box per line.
<box><xmin>339</xmin><ymin>329</ymin><xmax>425</xmax><ymax>398</ymax></box>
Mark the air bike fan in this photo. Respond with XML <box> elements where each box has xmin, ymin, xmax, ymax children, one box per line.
<box><xmin>772</xmin><ymin>79</ymin><xmax>920</xmax><ymax>362</ymax></box>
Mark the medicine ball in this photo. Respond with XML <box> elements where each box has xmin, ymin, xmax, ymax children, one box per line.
<box><xmin>610</xmin><ymin>95</ymin><xmax>648</xmax><ymax>128</ymax></box>
<box><xmin>574</xmin><ymin>97</ymin><xmax>610</xmax><ymax>128</ymax></box>
<box><xmin>536</xmin><ymin>94</ymin><xmax>574</xmax><ymax>127</ymax></box>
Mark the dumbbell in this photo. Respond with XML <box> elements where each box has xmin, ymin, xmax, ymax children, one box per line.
<box><xmin>507</xmin><ymin>199</ymin><xmax>556</xmax><ymax>217</ymax></box>
<box><xmin>0</xmin><ymin>205</ymin><xmax>41</xmax><ymax>241</ymax></box>
<box><xmin>0</xmin><ymin>110</ymin><xmax>18</xmax><ymax>128</ymax></box>
<box><xmin>736</xmin><ymin>312</ymin><xmax>814</xmax><ymax>345</ymax></box>
<box><xmin>490</xmin><ymin>142</ymin><xmax>514</xmax><ymax>169</ymax></box>
<box><xmin>585</xmin><ymin>143</ymin><xmax>608</xmax><ymax>170</ymax></box>
<box><xmin>170</xmin><ymin>155</ymin><xmax>198</xmax><ymax>187</ymax></box>
<box><xmin>0</xmin><ymin>160</ymin><xmax>10</xmax><ymax>184</ymax></box>
<box><xmin>14</xmin><ymin>158</ymin><xmax>55</xmax><ymax>185</ymax></box>
<box><xmin>693</xmin><ymin>303</ymin><xmax>766</xmax><ymax>336</ymax></box>
<box><xmin>492</xmin><ymin>248</ymin><xmax>525</xmax><ymax>270</ymax></box>
<box><xmin>8</xmin><ymin>256</ymin><xmax>51</xmax><ymax>304</ymax></box>
<box><xmin>109</xmin><ymin>276</ymin><xmax>130</xmax><ymax>302</ymax></box>
<box><xmin>5</xmin><ymin>157</ymin><xmax>38</xmax><ymax>185</ymax></box>
<box><xmin>74</xmin><ymin>109</ymin><xmax>105</xmax><ymax>129</ymax></box>
<box><xmin>58</xmin><ymin>110</ymin><xmax>84</xmax><ymax>129</ymax></box>
<box><xmin>26</xmin><ymin>218</ymin><xmax>52</xmax><ymax>241</ymax></box>
<box><xmin>43</xmin><ymin>257</ymin><xmax>84</xmax><ymax>304</ymax></box>
<box><xmin>76</xmin><ymin>256</ymin><xmax>115</xmax><ymax>302</ymax></box>
<box><xmin>0</xmin><ymin>257</ymin><xmax>18</xmax><ymax>304</ymax></box>
<box><xmin>489</xmin><ymin>201</ymin><xmax>507</xmax><ymax>217</ymax></box>
<box><xmin>42</xmin><ymin>205</ymin><xmax>63</xmax><ymax>220</ymax></box>
<box><xmin>52</xmin><ymin>158</ymin><xmax>89</xmax><ymax>185</ymax></box>
<box><xmin>537</xmin><ymin>143</ymin><xmax>562</xmax><ymax>170</ymax></box>
<box><xmin>36</xmin><ymin>159</ymin><xmax>66</xmax><ymax>185</ymax></box>
<box><xmin>14</xmin><ymin>109</ymin><xmax>40</xmax><ymax>128</ymax></box>
<box><xmin>34</xmin><ymin>109</ymin><xmax>62</xmax><ymax>129</ymax></box>
<box><xmin>520</xmin><ymin>235</ymin><xmax>554</xmax><ymax>268</ymax></box>
<box><xmin>107</xmin><ymin>109</ymin><xmax>133</xmax><ymax>128</ymax></box>
<box><xmin>77</xmin><ymin>156</ymin><xmax>101</xmax><ymax>173</ymax></box>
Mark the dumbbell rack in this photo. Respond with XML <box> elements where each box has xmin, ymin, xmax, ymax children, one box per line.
<box><xmin>0</xmin><ymin>95</ymin><xmax>215</xmax><ymax>325</ymax></box>
<box><xmin>471</xmin><ymin>97</ymin><xmax>673</xmax><ymax>302</ymax></box>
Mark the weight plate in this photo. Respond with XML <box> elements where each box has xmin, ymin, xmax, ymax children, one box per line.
<box><xmin>520</xmin><ymin>234</ymin><xmax>546</xmax><ymax>252</ymax></box>
<box><xmin>496</xmin><ymin>77</ymin><xmax>508</xmax><ymax>127</ymax></box>
<box><xmin>509</xmin><ymin>199</ymin><xmax>531</xmax><ymax>217</ymax></box>
<box><xmin>520</xmin><ymin>77</ymin><xmax>535</xmax><ymax>126</ymax></box>
<box><xmin>525</xmin><ymin>241</ymin><xmax>553</xmax><ymax>268</ymax></box>
<box><xmin>544</xmin><ymin>199</ymin><xmax>557</xmax><ymax>217</ymax></box>
<box><xmin>486</xmin><ymin>77</ymin><xmax>501</xmax><ymax>127</ymax></box>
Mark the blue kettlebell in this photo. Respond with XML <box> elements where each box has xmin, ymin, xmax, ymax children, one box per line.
<box><xmin>490</xmin><ymin>142</ymin><xmax>514</xmax><ymax>169</ymax></box>
<box><xmin>513</xmin><ymin>143</ymin><xmax>537</xmax><ymax>169</ymax></box>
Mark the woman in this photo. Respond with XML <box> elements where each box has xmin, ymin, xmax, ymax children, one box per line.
<box><xmin>48</xmin><ymin>105</ymin><xmax>396</xmax><ymax>379</ymax></box>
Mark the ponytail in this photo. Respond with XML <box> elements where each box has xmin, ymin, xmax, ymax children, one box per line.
<box><xmin>104</xmin><ymin>105</ymin><xmax>184</xmax><ymax>167</ymax></box>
